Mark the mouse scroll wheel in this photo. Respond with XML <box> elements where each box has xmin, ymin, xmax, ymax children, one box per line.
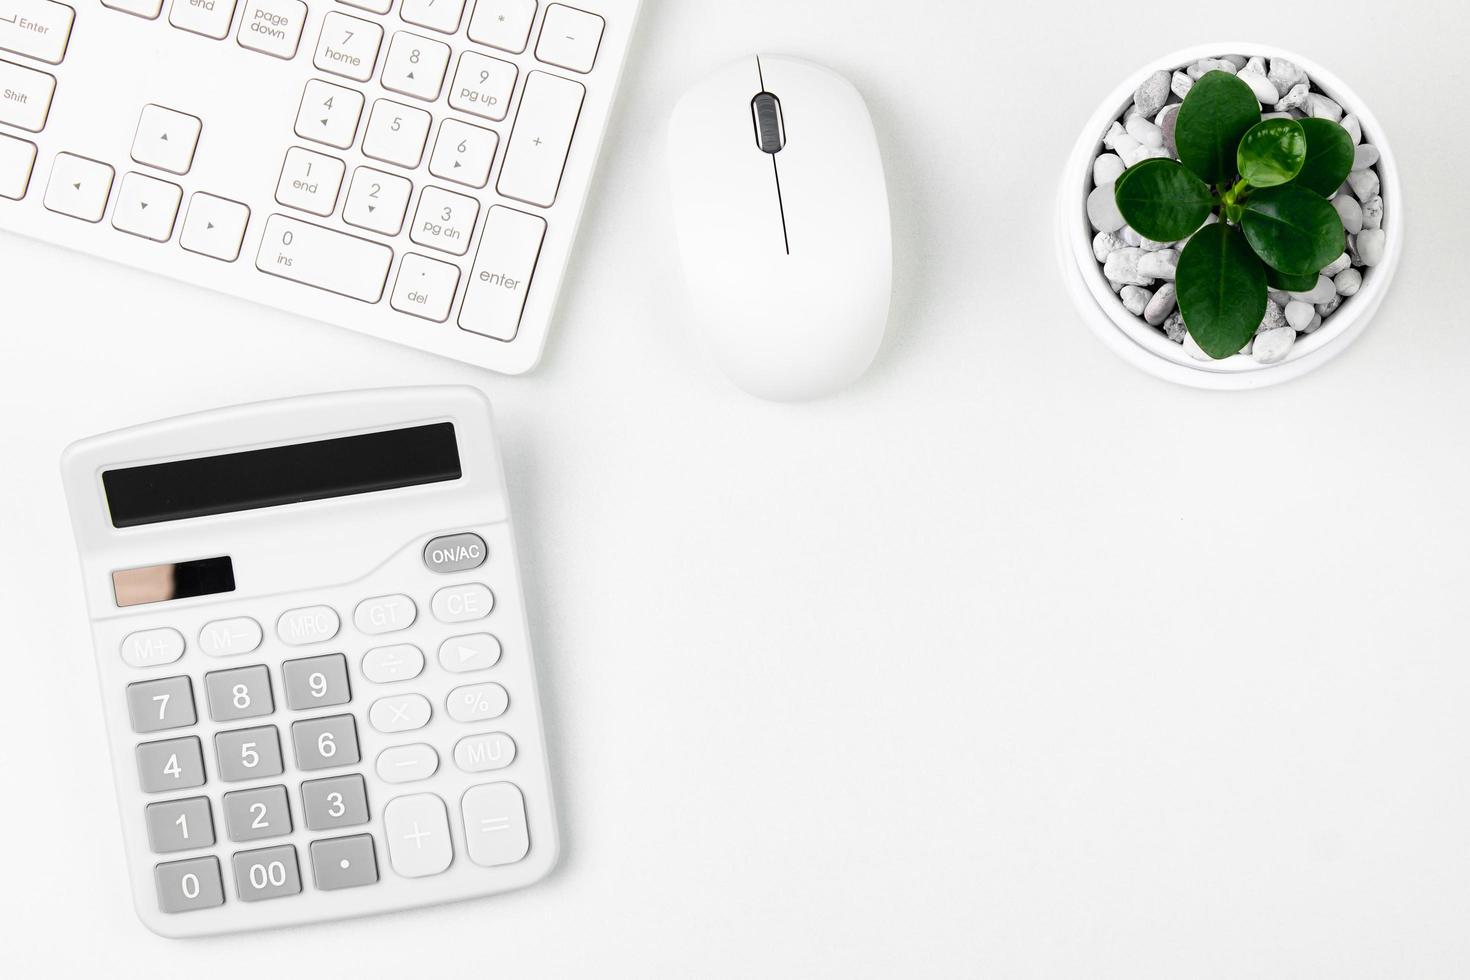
<box><xmin>751</xmin><ymin>93</ymin><xmax>785</xmax><ymax>154</ymax></box>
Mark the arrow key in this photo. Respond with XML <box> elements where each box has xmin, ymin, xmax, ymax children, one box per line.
<box><xmin>429</xmin><ymin>118</ymin><xmax>498</xmax><ymax>189</ymax></box>
<box><xmin>131</xmin><ymin>105</ymin><xmax>202</xmax><ymax>175</ymax></box>
<box><xmin>381</xmin><ymin>30</ymin><xmax>450</xmax><ymax>102</ymax></box>
<box><xmin>294</xmin><ymin>79</ymin><xmax>363</xmax><ymax>150</ymax></box>
<box><xmin>343</xmin><ymin>165</ymin><xmax>412</xmax><ymax>236</ymax></box>
<box><xmin>43</xmin><ymin>153</ymin><xmax>113</xmax><ymax>222</ymax></box>
<box><xmin>181</xmin><ymin>192</ymin><xmax>251</xmax><ymax>261</ymax></box>
<box><xmin>112</xmin><ymin>171</ymin><xmax>183</xmax><ymax>242</ymax></box>
<box><xmin>437</xmin><ymin>632</ymin><xmax>502</xmax><ymax>674</ymax></box>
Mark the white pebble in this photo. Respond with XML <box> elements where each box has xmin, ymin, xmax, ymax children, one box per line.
<box><xmin>1284</xmin><ymin>300</ymin><xmax>1315</xmax><ymax>331</ymax></box>
<box><xmin>1237</xmin><ymin>70</ymin><xmax>1279</xmax><ymax>105</ymax></box>
<box><xmin>1170</xmin><ymin>71</ymin><xmax>1193</xmax><ymax>100</ymax></box>
<box><xmin>1134</xmin><ymin>70</ymin><xmax>1172</xmax><ymax>118</ymax></box>
<box><xmin>1120</xmin><ymin>285</ymin><xmax>1152</xmax><ymax>316</ymax></box>
<box><xmin>1244</xmin><ymin>56</ymin><xmax>1266</xmax><ymax>75</ymax></box>
<box><xmin>1182</xmin><ymin>332</ymin><xmax>1215</xmax><ymax>360</ymax></box>
<box><xmin>1104</xmin><ymin>247</ymin><xmax>1155</xmax><ymax>286</ymax></box>
<box><xmin>1289</xmin><ymin>276</ymin><xmax>1337</xmax><ymax>305</ymax></box>
<box><xmin>1137</xmin><ymin>249</ymin><xmax>1179</xmax><ymax>280</ymax></box>
<box><xmin>1352</xmin><ymin>144</ymin><xmax>1381</xmax><ymax>171</ymax></box>
<box><xmin>1088</xmin><ymin>184</ymin><xmax>1126</xmax><ymax>233</ymax></box>
<box><xmin>1348</xmin><ymin>169</ymin><xmax>1380</xmax><ymax>203</ymax></box>
<box><xmin>1334</xmin><ymin>268</ymin><xmax>1363</xmax><ymax>297</ymax></box>
<box><xmin>1259</xmin><ymin>300</ymin><xmax>1287</xmax><ymax>333</ymax></box>
<box><xmin>1275</xmin><ymin>83</ymin><xmax>1310</xmax><ymax>112</ymax></box>
<box><xmin>1092</xmin><ymin>232</ymin><xmax>1126</xmax><ymax>263</ymax></box>
<box><xmin>1253</xmin><ymin>327</ymin><xmax>1296</xmax><ymax>364</ymax></box>
<box><xmin>1125</xmin><ymin>114</ymin><xmax>1163</xmax><ymax>148</ymax></box>
<box><xmin>1323</xmin><ymin>253</ymin><xmax>1352</xmax><ymax>277</ymax></box>
<box><xmin>1093</xmin><ymin>153</ymin><xmax>1126</xmax><ymax>186</ymax></box>
<box><xmin>1118</xmin><ymin>227</ymin><xmax>1142</xmax><ymax>246</ymax></box>
<box><xmin>1188</xmin><ymin>58</ymin><xmax>1238</xmax><ymax>79</ymax></box>
<box><xmin>1342</xmin><ymin>114</ymin><xmax>1363</xmax><ymax>145</ymax></box>
<box><xmin>1317</xmin><ymin>294</ymin><xmax>1343</xmax><ymax>318</ymax></box>
<box><xmin>1308</xmin><ymin>94</ymin><xmax>1343</xmax><ymax>121</ymax></box>
<box><xmin>1118</xmin><ymin>142</ymin><xmax>1148</xmax><ymax>167</ymax></box>
<box><xmin>1268</xmin><ymin>58</ymin><xmax>1307</xmax><ymax>94</ymax></box>
<box><xmin>1333</xmin><ymin>195</ymin><xmax>1364</xmax><ymax>234</ymax></box>
<box><xmin>1356</xmin><ymin>229</ymin><xmax>1386</xmax><ymax>267</ymax></box>
<box><xmin>1302</xmin><ymin>313</ymin><xmax>1324</xmax><ymax>334</ymax></box>
<box><xmin>1162</xmin><ymin>311</ymin><xmax>1187</xmax><ymax>343</ymax></box>
<box><xmin>1362</xmin><ymin>196</ymin><xmax>1384</xmax><ymax>230</ymax></box>
<box><xmin>1145</xmin><ymin>283</ymin><xmax>1177</xmax><ymax>325</ymax></box>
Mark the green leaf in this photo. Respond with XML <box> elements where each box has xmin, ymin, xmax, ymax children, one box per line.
<box><xmin>1113</xmin><ymin>159</ymin><xmax>1215</xmax><ymax>242</ymax></box>
<box><xmin>1237</xmin><ymin>118</ymin><xmax>1306</xmax><ymax>188</ymax></box>
<box><xmin>1291</xmin><ymin>117</ymin><xmax>1355</xmax><ymax>197</ymax></box>
<box><xmin>1241</xmin><ymin>185</ymin><xmax>1346</xmax><ymax>277</ymax></box>
<box><xmin>1177</xmin><ymin>222</ymin><xmax>1268</xmax><ymax>360</ymax></box>
<box><xmin>1266</xmin><ymin>266</ymin><xmax>1320</xmax><ymax>293</ymax></box>
<box><xmin>1175</xmin><ymin>71</ymin><xmax>1262</xmax><ymax>184</ymax></box>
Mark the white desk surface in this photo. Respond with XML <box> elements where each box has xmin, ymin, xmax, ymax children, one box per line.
<box><xmin>4</xmin><ymin>2</ymin><xmax>1468</xmax><ymax>976</ymax></box>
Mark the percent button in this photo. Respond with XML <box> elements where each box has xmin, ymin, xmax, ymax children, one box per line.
<box><xmin>447</xmin><ymin>682</ymin><xmax>508</xmax><ymax>723</ymax></box>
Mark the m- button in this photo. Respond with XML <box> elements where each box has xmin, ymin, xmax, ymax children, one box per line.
<box><xmin>423</xmin><ymin>532</ymin><xmax>487</xmax><ymax>573</ymax></box>
<box><xmin>199</xmin><ymin>617</ymin><xmax>263</xmax><ymax>657</ymax></box>
<box><xmin>277</xmin><ymin>605</ymin><xmax>341</xmax><ymax>645</ymax></box>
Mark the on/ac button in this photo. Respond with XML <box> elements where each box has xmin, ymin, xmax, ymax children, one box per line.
<box><xmin>423</xmin><ymin>532</ymin><xmax>487</xmax><ymax>573</ymax></box>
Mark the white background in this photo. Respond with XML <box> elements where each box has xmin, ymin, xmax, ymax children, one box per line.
<box><xmin>3</xmin><ymin>0</ymin><xmax>1469</xmax><ymax>976</ymax></box>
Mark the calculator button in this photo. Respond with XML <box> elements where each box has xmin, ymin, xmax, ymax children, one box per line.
<box><xmin>313</xmin><ymin>11</ymin><xmax>383</xmax><ymax>82</ymax></box>
<box><xmin>467</xmin><ymin>0</ymin><xmax>536</xmax><ymax>53</ymax></box>
<box><xmin>204</xmin><ymin>664</ymin><xmax>275</xmax><ymax>722</ymax></box>
<box><xmin>198</xmin><ymin>617</ymin><xmax>263</xmax><ymax>657</ymax></box>
<box><xmin>126</xmin><ymin>675</ymin><xmax>197</xmax><ymax>734</ymax></box>
<box><xmin>383</xmin><ymin>793</ymin><xmax>453</xmax><ymax>878</ymax></box>
<box><xmin>276</xmin><ymin>605</ymin><xmax>341</xmax><ymax>645</ymax></box>
<box><xmin>295</xmin><ymin>79</ymin><xmax>364</xmax><ymax>150</ymax></box>
<box><xmin>215</xmin><ymin>725</ymin><xmax>285</xmax><ymax>782</ymax></box>
<box><xmin>180</xmin><ymin>193</ymin><xmax>252</xmax><ymax>262</ymax></box>
<box><xmin>423</xmin><ymin>532</ymin><xmax>488</xmax><ymax>573</ymax></box>
<box><xmin>362</xmin><ymin>644</ymin><xmax>425</xmax><ymax>684</ymax></box>
<box><xmin>461</xmin><ymin>782</ymin><xmax>529</xmax><ymax>867</ymax></box>
<box><xmin>431</xmin><ymin>583</ymin><xmax>494</xmax><ymax>623</ymax></box>
<box><xmin>282</xmin><ymin>653</ymin><xmax>352</xmax><ymax>710</ymax></box>
<box><xmin>353</xmin><ymin>594</ymin><xmax>417</xmax><ymax>635</ymax></box>
<box><xmin>119</xmin><ymin>627</ymin><xmax>185</xmax><ymax>668</ymax></box>
<box><xmin>222</xmin><ymin>784</ymin><xmax>292</xmax><ymax>842</ymax></box>
<box><xmin>438</xmin><ymin>632</ymin><xmax>501</xmax><ymax>673</ymax></box>
<box><xmin>376</xmin><ymin>743</ymin><xmax>439</xmax><ymax>783</ymax></box>
<box><xmin>136</xmin><ymin>736</ymin><xmax>206</xmax><ymax>793</ymax></box>
<box><xmin>390</xmin><ymin>253</ymin><xmax>460</xmax><ymax>322</ymax></box>
<box><xmin>453</xmin><ymin>731</ymin><xmax>516</xmax><ymax>773</ymax></box>
<box><xmin>292</xmin><ymin>714</ymin><xmax>360</xmax><ymax>770</ymax></box>
<box><xmin>155</xmin><ymin>856</ymin><xmax>224</xmax><ymax>914</ymax></box>
<box><xmin>447</xmin><ymin>682</ymin><xmax>508</xmax><ymax>723</ymax></box>
<box><xmin>301</xmin><ymin>773</ymin><xmax>370</xmax><ymax>830</ymax></box>
<box><xmin>144</xmin><ymin>796</ymin><xmax>215</xmax><ymax>854</ymax></box>
<box><xmin>232</xmin><ymin>844</ymin><xmax>303</xmax><ymax>902</ymax></box>
<box><xmin>131</xmin><ymin>104</ymin><xmax>202</xmax><ymax>175</ymax></box>
<box><xmin>369</xmin><ymin>693</ymin><xmax>431</xmax><ymax>734</ymax></box>
<box><xmin>309</xmin><ymin>834</ymin><xmax>379</xmax><ymax>890</ymax></box>
<box><xmin>535</xmin><ymin>4</ymin><xmax>603</xmax><ymax>74</ymax></box>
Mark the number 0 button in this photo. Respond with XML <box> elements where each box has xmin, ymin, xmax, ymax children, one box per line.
<box><xmin>155</xmin><ymin>856</ymin><xmax>224</xmax><ymax>913</ymax></box>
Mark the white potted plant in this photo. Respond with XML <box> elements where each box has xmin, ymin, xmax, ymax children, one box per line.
<box><xmin>1055</xmin><ymin>43</ymin><xmax>1402</xmax><ymax>389</ymax></box>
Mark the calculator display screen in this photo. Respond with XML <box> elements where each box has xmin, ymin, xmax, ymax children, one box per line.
<box><xmin>101</xmin><ymin>423</ymin><xmax>462</xmax><ymax>528</ymax></box>
<box><xmin>112</xmin><ymin>556</ymin><xmax>237</xmax><ymax>607</ymax></box>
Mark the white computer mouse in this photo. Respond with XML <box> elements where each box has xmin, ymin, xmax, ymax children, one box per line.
<box><xmin>668</xmin><ymin>55</ymin><xmax>892</xmax><ymax>402</ymax></box>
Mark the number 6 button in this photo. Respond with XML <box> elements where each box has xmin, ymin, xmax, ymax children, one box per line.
<box><xmin>292</xmin><ymin>714</ymin><xmax>360</xmax><ymax>770</ymax></box>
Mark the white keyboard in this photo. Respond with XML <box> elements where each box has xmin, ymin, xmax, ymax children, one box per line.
<box><xmin>0</xmin><ymin>0</ymin><xmax>640</xmax><ymax>373</ymax></box>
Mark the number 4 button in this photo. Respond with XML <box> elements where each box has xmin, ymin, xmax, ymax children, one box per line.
<box><xmin>294</xmin><ymin>79</ymin><xmax>364</xmax><ymax>150</ymax></box>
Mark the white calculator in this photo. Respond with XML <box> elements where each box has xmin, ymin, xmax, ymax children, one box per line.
<box><xmin>61</xmin><ymin>386</ymin><xmax>558</xmax><ymax>937</ymax></box>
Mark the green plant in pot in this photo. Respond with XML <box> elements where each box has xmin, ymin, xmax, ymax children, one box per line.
<box><xmin>1114</xmin><ymin>70</ymin><xmax>1356</xmax><ymax>359</ymax></box>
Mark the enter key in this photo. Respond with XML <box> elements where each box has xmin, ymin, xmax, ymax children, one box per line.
<box><xmin>458</xmin><ymin>205</ymin><xmax>546</xmax><ymax>342</ymax></box>
<box><xmin>0</xmin><ymin>0</ymin><xmax>75</xmax><ymax>65</ymax></box>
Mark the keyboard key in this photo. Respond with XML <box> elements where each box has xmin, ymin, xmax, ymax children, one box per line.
<box><xmin>310</xmin><ymin>834</ymin><xmax>379</xmax><ymax>890</ymax></box>
<box><xmin>461</xmin><ymin>782</ymin><xmax>529</xmax><ymax>867</ymax></box>
<box><xmin>126</xmin><ymin>675</ymin><xmax>196</xmax><ymax>733</ymax></box>
<box><xmin>424</xmin><ymin>533</ymin><xmax>488</xmax><ymax>572</ymax></box>
<box><xmin>169</xmin><ymin>0</ymin><xmax>239</xmax><ymax>40</ymax></box>
<box><xmin>363</xmin><ymin>99</ymin><xmax>430</xmax><ymax>168</ymax></box>
<box><xmin>102</xmin><ymin>0</ymin><xmax>164</xmax><ymax>17</ymax></box>
<box><xmin>459</xmin><ymin>205</ymin><xmax>545</xmax><ymax>339</ymax></box>
<box><xmin>136</xmin><ymin>736</ymin><xmax>206</xmax><ymax>793</ymax></box>
<box><xmin>454</xmin><ymin>731</ymin><xmax>516</xmax><ymax>773</ymax></box>
<box><xmin>131</xmin><ymin>104</ymin><xmax>201</xmax><ymax>175</ymax></box>
<box><xmin>236</xmin><ymin>0</ymin><xmax>306</xmax><ymax>59</ymax></box>
<box><xmin>111</xmin><ymin>172</ymin><xmax>183</xmax><ymax>242</ymax></box>
<box><xmin>361</xmin><ymin>643</ymin><xmax>426</xmax><ymax>683</ymax></box>
<box><xmin>467</xmin><ymin>0</ymin><xmax>535</xmax><ymax>53</ymax></box>
<box><xmin>369</xmin><ymin>693</ymin><xmax>431</xmax><ymax>733</ymax></box>
<box><xmin>535</xmin><ymin>3</ymin><xmax>603</xmax><ymax>74</ymax></box>
<box><xmin>256</xmin><ymin>214</ymin><xmax>393</xmax><ymax>302</ymax></box>
<box><xmin>222</xmin><ymin>784</ymin><xmax>292</xmax><ymax>842</ymax></box>
<box><xmin>313</xmin><ymin>11</ymin><xmax>382</xmax><ymax>82</ymax></box>
<box><xmin>276</xmin><ymin>604</ymin><xmax>341</xmax><ymax>645</ymax></box>
<box><xmin>0</xmin><ymin>59</ymin><xmax>54</xmax><ymax>131</ymax></box>
<box><xmin>291</xmin><ymin>713</ymin><xmax>360</xmax><ymax>770</ymax></box>
<box><xmin>448</xmin><ymin>50</ymin><xmax>516</xmax><ymax>122</ymax></box>
<box><xmin>437</xmin><ymin>632</ymin><xmax>501</xmax><ymax>673</ymax></box>
<box><xmin>410</xmin><ymin>185</ymin><xmax>478</xmax><ymax>255</ymax></box>
<box><xmin>0</xmin><ymin>133</ymin><xmax>35</xmax><ymax>199</ymax></box>
<box><xmin>336</xmin><ymin>0</ymin><xmax>389</xmax><ymax>10</ymax></box>
<box><xmin>381</xmin><ymin>31</ymin><xmax>450</xmax><ymax>102</ymax></box>
<box><xmin>431</xmin><ymin>582</ymin><xmax>495</xmax><ymax>622</ymax></box>
<box><xmin>281</xmin><ymin>652</ymin><xmax>352</xmax><ymax>710</ymax></box>
<box><xmin>215</xmin><ymin>724</ymin><xmax>285</xmax><ymax>781</ymax></box>
<box><xmin>497</xmin><ymin>70</ymin><xmax>584</xmax><ymax>208</ymax></box>
<box><xmin>145</xmin><ymin>796</ymin><xmax>215</xmax><ymax>854</ymax></box>
<box><xmin>430</xmin><ymin>118</ymin><xmax>498</xmax><ymax>187</ymax></box>
<box><xmin>204</xmin><ymin>664</ymin><xmax>274</xmax><ymax>722</ymax></box>
<box><xmin>401</xmin><ymin>0</ymin><xmax>465</xmax><ymax>33</ymax></box>
<box><xmin>447</xmin><ymin>682</ymin><xmax>508</xmax><ymax>722</ymax></box>
<box><xmin>383</xmin><ymin>793</ymin><xmax>452</xmax><ymax>878</ymax></box>
<box><xmin>198</xmin><ymin>616</ymin><xmax>262</xmax><ymax>657</ymax></box>
<box><xmin>180</xmin><ymin>192</ymin><xmax>250</xmax><ymax>261</ymax></box>
<box><xmin>275</xmin><ymin>146</ymin><xmax>344</xmax><ymax>216</ymax></box>
<box><xmin>294</xmin><ymin>79</ymin><xmax>363</xmax><ymax>150</ymax></box>
<box><xmin>301</xmin><ymin>773</ymin><xmax>370</xmax><ymax>830</ymax></box>
<box><xmin>232</xmin><ymin>844</ymin><xmax>302</xmax><ymax>902</ymax></box>
<box><xmin>376</xmin><ymin>743</ymin><xmax>439</xmax><ymax>783</ymax></box>
<box><xmin>119</xmin><ymin>627</ymin><xmax>185</xmax><ymax>668</ymax></box>
<box><xmin>155</xmin><ymin>856</ymin><xmax>224</xmax><ymax>913</ymax></box>
<box><xmin>0</xmin><ymin>0</ymin><xmax>74</xmax><ymax>64</ymax></box>
<box><xmin>391</xmin><ymin>253</ymin><xmax>459</xmax><ymax>321</ymax></box>
<box><xmin>342</xmin><ymin>166</ymin><xmax>412</xmax><ymax>235</ymax></box>
<box><xmin>353</xmin><ymin>593</ymin><xmax>418</xmax><ymax>634</ymax></box>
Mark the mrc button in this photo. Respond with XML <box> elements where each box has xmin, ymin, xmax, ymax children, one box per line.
<box><xmin>423</xmin><ymin>533</ymin><xmax>488</xmax><ymax>573</ymax></box>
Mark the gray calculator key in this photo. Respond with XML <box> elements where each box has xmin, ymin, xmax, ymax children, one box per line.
<box><xmin>281</xmin><ymin>653</ymin><xmax>351</xmax><ymax>711</ymax></box>
<box><xmin>155</xmin><ymin>855</ymin><xmax>224</xmax><ymax>913</ymax></box>
<box><xmin>126</xmin><ymin>675</ymin><xmax>197</xmax><ymax>734</ymax></box>
<box><xmin>291</xmin><ymin>714</ymin><xmax>360</xmax><ymax>771</ymax></box>
<box><xmin>232</xmin><ymin>844</ymin><xmax>302</xmax><ymax>902</ymax></box>
<box><xmin>309</xmin><ymin>834</ymin><xmax>379</xmax><ymax>890</ymax></box>
<box><xmin>222</xmin><ymin>784</ymin><xmax>292</xmax><ymax>843</ymax></box>
<box><xmin>215</xmin><ymin>725</ymin><xmax>285</xmax><ymax>782</ymax></box>
<box><xmin>302</xmin><ymin>773</ymin><xmax>370</xmax><ymax>830</ymax></box>
<box><xmin>136</xmin><ymin>736</ymin><xmax>206</xmax><ymax>794</ymax></box>
<box><xmin>423</xmin><ymin>532</ymin><xmax>487</xmax><ymax>573</ymax></box>
<box><xmin>144</xmin><ymin>796</ymin><xmax>215</xmax><ymax>854</ymax></box>
<box><xmin>204</xmin><ymin>664</ymin><xmax>275</xmax><ymax>722</ymax></box>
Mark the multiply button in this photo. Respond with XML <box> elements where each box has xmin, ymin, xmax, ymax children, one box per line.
<box><xmin>354</xmin><ymin>594</ymin><xmax>417</xmax><ymax>635</ymax></box>
<box><xmin>119</xmin><ymin>627</ymin><xmax>185</xmax><ymax>668</ymax></box>
<box><xmin>431</xmin><ymin>583</ymin><xmax>494</xmax><ymax>623</ymax></box>
<box><xmin>199</xmin><ymin>616</ymin><xmax>262</xmax><ymax>657</ymax></box>
<box><xmin>423</xmin><ymin>532</ymin><xmax>487</xmax><ymax>573</ymax></box>
<box><xmin>369</xmin><ymin>693</ymin><xmax>431</xmax><ymax>733</ymax></box>
<box><xmin>383</xmin><ymin>793</ymin><xmax>452</xmax><ymax>878</ymax></box>
<box><xmin>461</xmin><ymin>782</ymin><xmax>529</xmax><ymax>867</ymax></box>
<box><xmin>277</xmin><ymin>605</ymin><xmax>340</xmax><ymax>645</ymax></box>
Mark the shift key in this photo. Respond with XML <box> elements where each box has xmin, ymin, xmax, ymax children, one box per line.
<box><xmin>0</xmin><ymin>58</ymin><xmax>54</xmax><ymax>131</ymax></box>
<box><xmin>0</xmin><ymin>0</ymin><xmax>75</xmax><ymax>65</ymax></box>
<box><xmin>458</xmin><ymin>206</ymin><xmax>546</xmax><ymax>341</ymax></box>
<box><xmin>256</xmin><ymin>214</ymin><xmax>393</xmax><ymax>303</ymax></box>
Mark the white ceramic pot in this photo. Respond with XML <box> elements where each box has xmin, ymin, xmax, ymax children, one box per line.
<box><xmin>1056</xmin><ymin>42</ymin><xmax>1404</xmax><ymax>390</ymax></box>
